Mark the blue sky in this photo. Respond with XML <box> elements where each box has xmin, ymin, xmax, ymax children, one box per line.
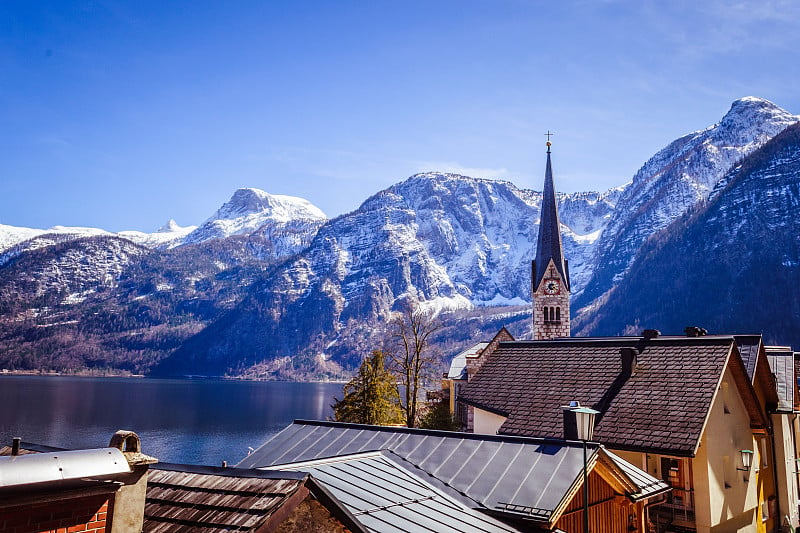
<box><xmin>2</xmin><ymin>0</ymin><xmax>799</xmax><ymax>232</ymax></box>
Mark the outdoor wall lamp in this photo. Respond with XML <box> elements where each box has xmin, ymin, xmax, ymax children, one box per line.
<box><xmin>737</xmin><ymin>449</ymin><xmax>754</xmax><ymax>471</ymax></box>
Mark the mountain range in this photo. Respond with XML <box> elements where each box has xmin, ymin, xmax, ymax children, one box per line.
<box><xmin>1</xmin><ymin>96</ymin><xmax>798</xmax><ymax>377</ymax></box>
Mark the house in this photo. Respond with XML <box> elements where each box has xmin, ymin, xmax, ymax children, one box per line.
<box><xmin>0</xmin><ymin>432</ymin><xmax>363</xmax><ymax>533</ymax></box>
<box><xmin>456</xmin><ymin>332</ymin><xmax>800</xmax><ymax>532</ymax></box>
<box><xmin>0</xmin><ymin>431</ymin><xmax>157</xmax><ymax>533</ymax></box>
<box><xmin>441</xmin><ymin>327</ymin><xmax>515</xmax><ymax>428</ymax></box>
<box><xmin>239</xmin><ymin>419</ymin><xmax>670</xmax><ymax>532</ymax></box>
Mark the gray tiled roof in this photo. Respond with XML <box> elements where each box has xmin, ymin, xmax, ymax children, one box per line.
<box><xmin>237</xmin><ymin>420</ymin><xmax>669</xmax><ymax>524</ymax></box>
<box><xmin>277</xmin><ymin>451</ymin><xmax>521</xmax><ymax>533</ymax></box>
<box><xmin>459</xmin><ymin>336</ymin><xmax>739</xmax><ymax>456</ymax></box>
<box><xmin>144</xmin><ymin>464</ymin><xmax>310</xmax><ymax>532</ymax></box>
<box><xmin>766</xmin><ymin>346</ymin><xmax>796</xmax><ymax>412</ymax></box>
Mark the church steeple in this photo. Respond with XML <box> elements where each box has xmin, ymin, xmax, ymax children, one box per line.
<box><xmin>533</xmin><ymin>141</ymin><xmax>569</xmax><ymax>292</ymax></box>
<box><xmin>532</xmin><ymin>136</ymin><xmax>570</xmax><ymax>340</ymax></box>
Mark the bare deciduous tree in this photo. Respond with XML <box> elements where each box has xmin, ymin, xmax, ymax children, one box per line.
<box><xmin>388</xmin><ymin>302</ymin><xmax>442</xmax><ymax>428</ymax></box>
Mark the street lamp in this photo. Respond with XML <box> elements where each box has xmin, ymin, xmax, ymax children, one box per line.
<box><xmin>567</xmin><ymin>402</ymin><xmax>599</xmax><ymax>533</ymax></box>
<box><xmin>738</xmin><ymin>449</ymin><xmax>754</xmax><ymax>481</ymax></box>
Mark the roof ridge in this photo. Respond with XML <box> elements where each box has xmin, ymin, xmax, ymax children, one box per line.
<box><xmin>291</xmin><ymin>419</ymin><xmax>598</xmax><ymax>448</ymax></box>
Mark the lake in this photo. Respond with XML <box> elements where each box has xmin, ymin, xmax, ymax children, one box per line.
<box><xmin>0</xmin><ymin>375</ymin><xmax>343</xmax><ymax>466</ymax></box>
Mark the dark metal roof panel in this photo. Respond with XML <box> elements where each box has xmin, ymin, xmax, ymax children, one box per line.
<box><xmin>278</xmin><ymin>452</ymin><xmax>521</xmax><ymax>533</ymax></box>
<box><xmin>240</xmin><ymin>421</ymin><xmax>599</xmax><ymax>519</ymax></box>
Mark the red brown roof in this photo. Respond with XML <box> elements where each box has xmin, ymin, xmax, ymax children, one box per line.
<box><xmin>459</xmin><ymin>335</ymin><xmax>766</xmax><ymax>456</ymax></box>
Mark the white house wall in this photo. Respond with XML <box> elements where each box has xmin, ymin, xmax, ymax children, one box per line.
<box><xmin>473</xmin><ymin>407</ymin><xmax>507</xmax><ymax>435</ymax></box>
<box><xmin>771</xmin><ymin>413</ymin><xmax>800</xmax><ymax>527</ymax></box>
<box><xmin>693</xmin><ymin>367</ymin><xmax>761</xmax><ymax>532</ymax></box>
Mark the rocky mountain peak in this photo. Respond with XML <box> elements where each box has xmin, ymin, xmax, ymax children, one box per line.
<box><xmin>721</xmin><ymin>96</ymin><xmax>796</xmax><ymax>126</ymax></box>
<box><xmin>157</xmin><ymin>219</ymin><xmax>183</xmax><ymax>233</ymax></box>
<box><xmin>182</xmin><ymin>188</ymin><xmax>327</xmax><ymax>245</ymax></box>
<box><xmin>715</xmin><ymin>96</ymin><xmax>798</xmax><ymax>146</ymax></box>
<box><xmin>215</xmin><ymin>188</ymin><xmax>326</xmax><ymax>223</ymax></box>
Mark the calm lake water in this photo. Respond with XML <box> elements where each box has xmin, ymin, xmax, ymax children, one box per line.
<box><xmin>0</xmin><ymin>376</ymin><xmax>343</xmax><ymax>466</ymax></box>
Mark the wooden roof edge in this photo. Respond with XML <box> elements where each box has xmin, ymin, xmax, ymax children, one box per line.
<box><xmin>258</xmin><ymin>482</ymin><xmax>311</xmax><ymax>532</ymax></box>
<box><xmin>153</xmin><ymin>462</ymin><xmax>308</xmax><ymax>481</ymax></box>
<box><xmin>729</xmin><ymin>343</ymin><xmax>771</xmax><ymax>430</ymax></box>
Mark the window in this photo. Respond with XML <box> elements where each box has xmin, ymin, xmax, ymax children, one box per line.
<box><xmin>556</xmin><ymin>307</ymin><xmax>561</xmax><ymax>321</ymax></box>
<box><xmin>723</xmin><ymin>455</ymin><xmax>731</xmax><ymax>489</ymax></box>
<box><xmin>760</xmin><ymin>438</ymin><xmax>769</xmax><ymax>468</ymax></box>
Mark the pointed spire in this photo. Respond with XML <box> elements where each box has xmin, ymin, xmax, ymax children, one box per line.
<box><xmin>534</xmin><ymin>140</ymin><xmax>569</xmax><ymax>290</ymax></box>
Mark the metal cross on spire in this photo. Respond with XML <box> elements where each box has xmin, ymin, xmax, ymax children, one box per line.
<box><xmin>544</xmin><ymin>131</ymin><xmax>554</xmax><ymax>153</ymax></box>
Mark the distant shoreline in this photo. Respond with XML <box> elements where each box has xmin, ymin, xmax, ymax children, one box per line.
<box><xmin>0</xmin><ymin>369</ymin><xmax>348</xmax><ymax>383</ymax></box>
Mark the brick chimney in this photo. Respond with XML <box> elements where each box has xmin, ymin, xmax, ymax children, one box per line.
<box><xmin>108</xmin><ymin>430</ymin><xmax>158</xmax><ymax>533</ymax></box>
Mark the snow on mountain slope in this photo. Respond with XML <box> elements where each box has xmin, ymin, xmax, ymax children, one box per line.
<box><xmin>0</xmin><ymin>236</ymin><xmax>148</xmax><ymax>305</ymax></box>
<box><xmin>0</xmin><ymin>225</ymin><xmax>115</xmax><ymax>266</ymax></box>
<box><xmin>182</xmin><ymin>188</ymin><xmax>327</xmax><ymax>245</ymax></box>
<box><xmin>168</xmin><ymin>173</ymin><xmax>618</xmax><ymax>370</ymax></box>
<box><xmin>575</xmin><ymin>96</ymin><xmax>799</xmax><ymax>308</ymax></box>
<box><xmin>575</xmin><ymin>122</ymin><xmax>800</xmax><ymax>346</ymax></box>
<box><xmin>118</xmin><ymin>219</ymin><xmax>197</xmax><ymax>249</ymax></box>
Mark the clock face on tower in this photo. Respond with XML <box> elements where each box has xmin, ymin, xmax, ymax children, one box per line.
<box><xmin>543</xmin><ymin>279</ymin><xmax>560</xmax><ymax>295</ymax></box>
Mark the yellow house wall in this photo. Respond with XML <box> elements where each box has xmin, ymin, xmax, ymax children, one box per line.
<box><xmin>473</xmin><ymin>407</ymin><xmax>507</xmax><ymax>435</ymax></box>
<box><xmin>772</xmin><ymin>413</ymin><xmax>800</xmax><ymax>527</ymax></box>
<box><xmin>694</xmin><ymin>367</ymin><xmax>761</xmax><ymax>533</ymax></box>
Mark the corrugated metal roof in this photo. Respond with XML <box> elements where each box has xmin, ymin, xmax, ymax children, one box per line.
<box><xmin>447</xmin><ymin>343</ymin><xmax>488</xmax><ymax>380</ymax></box>
<box><xmin>277</xmin><ymin>451</ymin><xmax>521</xmax><ymax>533</ymax></box>
<box><xmin>766</xmin><ymin>346</ymin><xmax>796</xmax><ymax>412</ymax></box>
<box><xmin>144</xmin><ymin>463</ymin><xmax>309</xmax><ymax>533</ymax></box>
<box><xmin>0</xmin><ymin>448</ymin><xmax>129</xmax><ymax>488</ymax></box>
<box><xmin>238</xmin><ymin>420</ymin><xmax>669</xmax><ymax>522</ymax></box>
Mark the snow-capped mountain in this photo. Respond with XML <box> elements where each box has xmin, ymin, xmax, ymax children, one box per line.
<box><xmin>0</xmin><ymin>221</ymin><xmax>193</xmax><ymax>259</ymax></box>
<box><xmin>0</xmin><ymin>224</ymin><xmax>112</xmax><ymax>261</ymax></box>
<box><xmin>155</xmin><ymin>173</ymin><xmax>618</xmax><ymax>375</ymax></box>
<box><xmin>0</xmin><ymin>236</ymin><xmax>148</xmax><ymax>307</ymax></box>
<box><xmin>2</xmin><ymin>96</ymin><xmax>798</xmax><ymax>377</ymax></box>
<box><xmin>575</xmin><ymin>122</ymin><xmax>800</xmax><ymax>347</ymax></box>
<box><xmin>118</xmin><ymin>219</ymin><xmax>197</xmax><ymax>249</ymax></box>
<box><xmin>574</xmin><ymin>96</ymin><xmax>799</xmax><ymax>310</ymax></box>
<box><xmin>181</xmin><ymin>188</ymin><xmax>327</xmax><ymax>246</ymax></box>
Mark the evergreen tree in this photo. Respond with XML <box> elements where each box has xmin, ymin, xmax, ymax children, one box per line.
<box><xmin>332</xmin><ymin>350</ymin><xmax>403</xmax><ymax>425</ymax></box>
<box><xmin>418</xmin><ymin>398</ymin><xmax>460</xmax><ymax>431</ymax></box>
